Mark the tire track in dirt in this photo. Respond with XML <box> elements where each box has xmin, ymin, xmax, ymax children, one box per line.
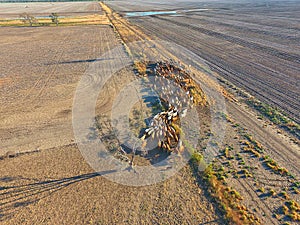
<box><xmin>170</xmin><ymin>15</ymin><xmax>300</xmax><ymax>59</ymax></box>
<box><xmin>104</xmin><ymin>4</ymin><xmax>299</xmax><ymax>225</ymax></box>
<box><xmin>103</xmin><ymin>8</ymin><xmax>282</xmax><ymax>224</ymax></box>
<box><xmin>108</xmin><ymin>12</ymin><xmax>161</xmax><ymax>59</ymax></box>
<box><xmin>213</xmin><ymin>155</ymin><xmax>278</xmax><ymax>225</ymax></box>
<box><xmin>236</xmin><ymin>176</ymin><xmax>278</xmax><ymax>225</ymax></box>
<box><xmin>154</xmin><ymin>16</ymin><xmax>300</xmax><ymax>63</ymax></box>
<box><xmin>104</xmin><ymin>0</ymin><xmax>298</xmax><ymax>170</ymax></box>
<box><xmin>184</xmin><ymin>14</ymin><xmax>299</xmax><ymax>42</ymax></box>
<box><xmin>196</xmin><ymin>11</ymin><xmax>300</xmax><ymax>31</ymax></box>
<box><xmin>227</xmin><ymin>101</ymin><xmax>300</xmax><ymax>174</ymax></box>
<box><xmin>213</xmin><ymin>120</ymin><xmax>297</xmax><ymax>225</ymax></box>
<box><xmin>134</xmin><ymin>18</ymin><xmax>300</xmax><ymax>123</ymax></box>
<box><xmin>34</xmin><ymin>38</ymin><xmax>70</xmax><ymax>103</ymax></box>
<box><xmin>22</xmin><ymin>33</ymin><xmax>71</xmax><ymax>103</ymax></box>
<box><xmin>139</xmin><ymin>17</ymin><xmax>298</xmax><ymax>113</ymax></box>
<box><xmin>132</xmin><ymin>17</ymin><xmax>300</xmax><ymax>170</ymax></box>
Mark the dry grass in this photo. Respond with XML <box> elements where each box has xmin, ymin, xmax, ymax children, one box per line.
<box><xmin>203</xmin><ymin>165</ymin><xmax>260</xmax><ymax>224</ymax></box>
<box><xmin>99</xmin><ymin>3</ymin><xmax>299</xmax><ymax>225</ymax></box>
<box><xmin>58</xmin><ymin>14</ymin><xmax>109</xmax><ymax>25</ymax></box>
<box><xmin>133</xmin><ymin>60</ymin><xmax>147</xmax><ymax>75</ymax></box>
<box><xmin>280</xmin><ymin>200</ymin><xmax>300</xmax><ymax>222</ymax></box>
<box><xmin>0</xmin><ymin>14</ymin><xmax>110</xmax><ymax>26</ymax></box>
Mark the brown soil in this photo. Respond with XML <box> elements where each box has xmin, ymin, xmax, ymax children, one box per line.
<box><xmin>113</xmin><ymin>0</ymin><xmax>300</xmax><ymax>123</ymax></box>
<box><xmin>0</xmin><ymin>2</ymin><xmax>103</xmax><ymax>19</ymax></box>
<box><xmin>104</xmin><ymin>1</ymin><xmax>300</xmax><ymax>224</ymax></box>
<box><xmin>0</xmin><ymin>3</ymin><xmax>225</xmax><ymax>225</ymax></box>
<box><xmin>1</xmin><ymin>1</ymin><xmax>299</xmax><ymax>225</ymax></box>
<box><xmin>0</xmin><ymin>24</ymin><xmax>121</xmax><ymax>156</ymax></box>
<box><xmin>0</xmin><ymin>144</ymin><xmax>224</xmax><ymax>225</ymax></box>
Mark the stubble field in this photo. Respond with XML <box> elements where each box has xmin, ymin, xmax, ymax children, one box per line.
<box><xmin>0</xmin><ymin>1</ymin><xmax>299</xmax><ymax>225</ymax></box>
<box><xmin>0</xmin><ymin>1</ymin><xmax>103</xmax><ymax>18</ymax></box>
<box><xmin>107</xmin><ymin>0</ymin><xmax>300</xmax><ymax>124</ymax></box>
<box><xmin>0</xmin><ymin>2</ymin><xmax>224</xmax><ymax>225</ymax></box>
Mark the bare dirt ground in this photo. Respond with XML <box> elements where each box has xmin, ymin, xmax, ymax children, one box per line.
<box><xmin>107</xmin><ymin>0</ymin><xmax>300</xmax><ymax>124</ymax></box>
<box><xmin>0</xmin><ymin>144</ymin><xmax>224</xmax><ymax>225</ymax></box>
<box><xmin>1</xmin><ymin>1</ymin><xmax>299</xmax><ymax>224</ymax></box>
<box><xmin>0</xmin><ymin>34</ymin><xmax>223</xmax><ymax>224</ymax></box>
<box><xmin>104</xmin><ymin>0</ymin><xmax>300</xmax><ymax>224</ymax></box>
<box><xmin>0</xmin><ymin>1</ymin><xmax>103</xmax><ymax>19</ymax></box>
<box><xmin>221</xmin><ymin>99</ymin><xmax>300</xmax><ymax>225</ymax></box>
<box><xmin>0</xmin><ymin>2</ymin><xmax>225</xmax><ymax>225</ymax></box>
<box><xmin>0</xmin><ymin>24</ymin><xmax>116</xmax><ymax>155</ymax></box>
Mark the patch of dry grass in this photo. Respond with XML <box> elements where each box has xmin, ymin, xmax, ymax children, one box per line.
<box><xmin>0</xmin><ymin>14</ymin><xmax>110</xmax><ymax>27</ymax></box>
<box><xmin>203</xmin><ymin>165</ymin><xmax>261</xmax><ymax>224</ymax></box>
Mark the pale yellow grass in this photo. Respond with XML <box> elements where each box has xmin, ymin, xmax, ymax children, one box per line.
<box><xmin>0</xmin><ymin>14</ymin><xmax>110</xmax><ymax>26</ymax></box>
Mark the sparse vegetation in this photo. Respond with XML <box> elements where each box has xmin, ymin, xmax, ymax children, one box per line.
<box><xmin>246</xmin><ymin>98</ymin><xmax>300</xmax><ymax>138</ymax></box>
<box><xmin>278</xmin><ymin>200</ymin><xmax>300</xmax><ymax>222</ymax></box>
<box><xmin>215</xmin><ymin>101</ymin><xmax>298</xmax><ymax>224</ymax></box>
<box><xmin>189</xmin><ymin>149</ymin><xmax>260</xmax><ymax>224</ymax></box>
<box><xmin>218</xmin><ymin>75</ymin><xmax>299</xmax><ymax>140</ymax></box>
<box><xmin>279</xmin><ymin>191</ymin><xmax>290</xmax><ymax>200</ymax></box>
<box><xmin>19</xmin><ymin>13</ymin><xmax>37</xmax><ymax>26</ymax></box>
<box><xmin>264</xmin><ymin>157</ymin><xmax>290</xmax><ymax>177</ymax></box>
<box><xmin>221</xmin><ymin>145</ymin><xmax>234</xmax><ymax>160</ymax></box>
<box><xmin>134</xmin><ymin>60</ymin><xmax>147</xmax><ymax>76</ymax></box>
<box><xmin>269</xmin><ymin>189</ymin><xmax>276</xmax><ymax>197</ymax></box>
<box><xmin>0</xmin><ymin>14</ymin><xmax>109</xmax><ymax>27</ymax></box>
<box><xmin>238</xmin><ymin>129</ymin><xmax>294</xmax><ymax>179</ymax></box>
<box><xmin>50</xmin><ymin>13</ymin><xmax>59</xmax><ymax>26</ymax></box>
<box><xmin>0</xmin><ymin>1</ymin><xmax>299</xmax><ymax>225</ymax></box>
<box><xmin>258</xmin><ymin>187</ymin><xmax>265</xmax><ymax>193</ymax></box>
<box><xmin>203</xmin><ymin>165</ymin><xmax>260</xmax><ymax>224</ymax></box>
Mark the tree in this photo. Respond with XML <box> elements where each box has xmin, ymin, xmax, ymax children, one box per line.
<box><xmin>20</xmin><ymin>13</ymin><xmax>37</xmax><ymax>27</ymax></box>
<box><xmin>50</xmin><ymin>13</ymin><xmax>59</xmax><ymax>26</ymax></box>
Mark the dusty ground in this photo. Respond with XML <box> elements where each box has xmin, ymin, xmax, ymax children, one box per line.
<box><xmin>1</xmin><ymin>1</ymin><xmax>299</xmax><ymax>225</ymax></box>
<box><xmin>0</xmin><ymin>2</ymin><xmax>224</xmax><ymax>225</ymax></box>
<box><xmin>0</xmin><ymin>144</ymin><xmax>224</xmax><ymax>225</ymax></box>
<box><xmin>1</xmin><ymin>63</ymin><xmax>221</xmax><ymax>223</ymax></box>
<box><xmin>0</xmin><ymin>24</ymin><xmax>116</xmax><ymax>155</ymax></box>
<box><xmin>0</xmin><ymin>1</ymin><xmax>103</xmax><ymax>19</ymax></box>
<box><xmin>216</xmin><ymin>96</ymin><xmax>300</xmax><ymax>225</ymax></box>
<box><xmin>106</xmin><ymin>0</ymin><xmax>300</xmax><ymax>123</ymax></box>
<box><xmin>104</xmin><ymin>1</ymin><xmax>300</xmax><ymax>224</ymax></box>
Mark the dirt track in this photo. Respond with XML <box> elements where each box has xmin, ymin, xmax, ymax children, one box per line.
<box><xmin>0</xmin><ymin>3</ymin><xmax>224</xmax><ymax>224</ymax></box>
<box><xmin>104</xmin><ymin>1</ymin><xmax>300</xmax><ymax>224</ymax></box>
<box><xmin>1</xmin><ymin>1</ymin><xmax>299</xmax><ymax>224</ymax></box>
<box><xmin>107</xmin><ymin>0</ymin><xmax>300</xmax><ymax>123</ymax></box>
<box><xmin>0</xmin><ymin>25</ymin><xmax>117</xmax><ymax>155</ymax></box>
<box><xmin>0</xmin><ymin>144</ymin><xmax>224</xmax><ymax>225</ymax></box>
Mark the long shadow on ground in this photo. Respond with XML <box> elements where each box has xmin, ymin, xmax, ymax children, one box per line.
<box><xmin>0</xmin><ymin>170</ymin><xmax>116</xmax><ymax>221</ymax></box>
